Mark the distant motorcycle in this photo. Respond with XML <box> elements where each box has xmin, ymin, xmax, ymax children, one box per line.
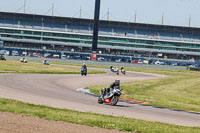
<box><xmin>121</xmin><ymin>68</ymin><xmax>126</xmax><ymax>75</ymax></box>
<box><xmin>98</xmin><ymin>86</ymin><xmax>122</xmax><ymax>106</ymax></box>
<box><xmin>43</xmin><ymin>60</ymin><xmax>49</xmax><ymax>65</ymax></box>
<box><xmin>20</xmin><ymin>57</ymin><xmax>27</xmax><ymax>63</ymax></box>
<box><xmin>81</xmin><ymin>67</ymin><xmax>87</xmax><ymax>76</ymax></box>
<box><xmin>110</xmin><ymin>66</ymin><xmax>119</xmax><ymax>75</ymax></box>
<box><xmin>0</xmin><ymin>55</ymin><xmax>6</xmax><ymax>61</ymax></box>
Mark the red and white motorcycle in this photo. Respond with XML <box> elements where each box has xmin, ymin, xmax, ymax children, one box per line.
<box><xmin>98</xmin><ymin>86</ymin><xmax>122</xmax><ymax>106</ymax></box>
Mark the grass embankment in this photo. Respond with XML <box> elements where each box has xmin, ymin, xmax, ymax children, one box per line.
<box><xmin>0</xmin><ymin>98</ymin><xmax>200</xmax><ymax>133</ymax></box>
<box><xmin>0</xmin><ymin>60</ymin><xmax>104</xmax><ymax>74</ymax></box>
<box><xmin>87</xmin><ymin>68</ymin><xmax>200</xmax><ymax>113</ymax></box>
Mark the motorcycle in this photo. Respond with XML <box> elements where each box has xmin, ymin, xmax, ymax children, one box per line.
<box><xmin>121</xmin><ymin>68</ymin><xmax>126</xmax><ymax>75</ymax></box>
<box><xmin>110</xmin><ymin>66</ymin><xmax>119</xmax><ymax>75</ymax></box>
<box><xmin>113</xmin><ymin>68</ymin><xmax>119</xmax><ymax>75</ymax></box>
<box><xmin>81</xmin><ymin>67</ymin><xmax>87</xmax><ymax>76</ymax></box>
<box><xmin>20</xmin><ymin>58</ymin><xmax>27</xmax><ymax>63</ymax></box>
<box><xmin>98</xmin><ymin>86</ymin><xmax>122</xmax><ymax>106</ymax></box>
<box><xmin>0</xmin><ymin>55</ymin><xmax>6</xmax><ymax>61</ymax></box>
<box><xmin>43</xmin><ymin>60</ymin><xmax>49</xmax><ymax>65</ymax></box>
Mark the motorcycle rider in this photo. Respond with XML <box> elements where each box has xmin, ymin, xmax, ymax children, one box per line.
<box><xmin>110</xmin><ymin>65</ymin><xmax>113</xmax><ymax>71</ymax></box>
<box><xmin>43</xmin><ymin>59</ymin><xmax>49</xmax><ymax>65</ymax></box>
<box><xmin>120</xmin><ymin>66</ymin><xmax>124</xmax><ymax>70</ymax></box>
<box><xmin>20</xmin><ymin>57</ymin><xmax>27</xmax><ymax>63</ymax></box>
<box><xmin>110</xmin><ymin>80</ymin><xmax>120</xmax><ymax>91</ymax></box>
<box><xmin>81</xmin><ymin>63</ymin><xmax>87</xmax><ymax>75</ymax></box>
<box><xmin>101</xmin><ymin>80</ymin><xmax>120</xmax><ymax>98</ymax></box>
<box><xmin>20</xmin><ymin>57</ymin><xmax>24</xmax><ymax>62</ymax></box>
<box><xmin>82</xmin><ymin>63</ymin><xmax>87</xmax><ymax>71</ymax></box>
<box><xmin>121</xmin><ymin>66</ymin><xmax>126</xmax><ymax>74</ymax></box>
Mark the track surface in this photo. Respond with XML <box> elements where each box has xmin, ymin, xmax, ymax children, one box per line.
<box><xmin>0</xmin><ymin>67</ymin><xmax>200</xmax><ymax>127</ymax></box>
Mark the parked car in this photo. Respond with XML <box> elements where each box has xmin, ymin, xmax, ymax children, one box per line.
<box><xmin>97</xmin><ymin>57</ymin><xmax>105</xmax><ymax>61</ymax></box>
<box><xmin>155</xmin><ymin>61</ymin><xmax>164</xmax><ymax>65</ymax></box>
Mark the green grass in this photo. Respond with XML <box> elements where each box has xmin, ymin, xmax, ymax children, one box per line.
<box><xmin>51</xmin><ymin>61</ymin><xmax>109</xmax><ymax>69</ymax></box>
<box><xmin>19</xmin><ymin>60</ymin><xmax>200</xmax><ymax>112</ymax></box>
<box><xmin>1</xmin><ymin>59</ymin><xmax>200</xmax><ymax>132</ymax></box>
<box><xmin>0</xmin><ymin>98</ymin><xmax>200</xmax><ymax>133</ymax></box>
<box><xmin>0</xmin><ymin>60</ymin><xmax>104</xmax><ymax>74</ymax></box>
<box><xmin>87</xmin><ymin>68</ymin><xmax>200</xmax><ymax>113</ymax></box>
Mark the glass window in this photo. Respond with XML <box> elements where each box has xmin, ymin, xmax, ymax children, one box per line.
<box><xmin>62</xmin><ymin>34</ymin><xmax>70</xmax><ymax>38</ymax></box>
<box><xmin>0</xmin><ymin>29</ymin><xmax>5</xmax><ymax>33</ymax></box>
<box><xmin>43</xmin><ymin>32</ymin><xmax>52</xmax><ymax>36</ymax></box>
<box><xmin>13</xmin><ymin>30</ymin><xmax>21</xmax><ymax>34</ymax></box>
<box><xmin>52</xmin><ymin>33</ymin><xmax>61</xmax><ymax>37</ymax></box>
<box><xmin>23</xmin><ymin>31</ymin><xmax>32</xmax><ymax>35</ymax></box>
<box><xmin>33</xmin><ymin>31</ymin><xmax>41</xmax><ymax>35</ymax></box>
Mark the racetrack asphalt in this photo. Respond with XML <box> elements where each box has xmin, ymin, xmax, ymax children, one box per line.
<box><xmin>0</xmin><ymin>66</ymin><xmax>200</xmax><ymax>127</ymax></box>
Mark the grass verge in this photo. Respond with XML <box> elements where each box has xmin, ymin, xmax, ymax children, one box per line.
<box><xmin>87</xmin><ymin>68</ymin><xmax>200</xmax><ymax>113</ymax></box>
<box><xmin>0</xmin><ymin>98</ymin><xmax>199</xmax><ymax>133</ymax></box>
<box><xmin>0</xmin><ymin>60</ymin><xmax>104</xmax><ymax>74</ymax></box>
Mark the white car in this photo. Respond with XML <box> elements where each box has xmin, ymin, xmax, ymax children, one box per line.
<box><xmin>155</xmin><ymin>61</ymin><xmax>164</xmax><ymax>65</ymax></box>
<box><xmin>98</xmin><ymin>57</ymin><xmax>104</xmax><ymax>61</ymax></box>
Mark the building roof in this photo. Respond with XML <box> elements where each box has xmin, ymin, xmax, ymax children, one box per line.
<box><xmin>0</xmin><ymin>11</ymin><xmax>200</xmax><ymax>34</ymax></box>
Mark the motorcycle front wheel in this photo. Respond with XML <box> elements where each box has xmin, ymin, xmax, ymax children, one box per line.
<box><xmin>98</xmin><ymin>96</ymin><xmax>104</xmax><ymax>104</ymax></box>
<box><xmin>111</xmin><ymin>96</ymin><xmax>119</xmax><ymax>106</ymax></box>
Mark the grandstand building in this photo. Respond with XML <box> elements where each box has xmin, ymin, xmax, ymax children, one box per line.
<box><xmin>0</xmin><ymin>11</ymin><xmax>200</xmax><ymax>60</ymax></box>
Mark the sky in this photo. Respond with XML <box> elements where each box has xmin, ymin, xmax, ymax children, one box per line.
<box><xmin>1</xmin><ymin>0</ymin><xmax>200</xmax><ymax>27</ymax></box>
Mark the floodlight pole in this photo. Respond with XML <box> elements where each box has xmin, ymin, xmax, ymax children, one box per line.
<box><xmin>91</xmin><ymin>0</ymin><xmax>101</xmax><ymax>60</ymax></box>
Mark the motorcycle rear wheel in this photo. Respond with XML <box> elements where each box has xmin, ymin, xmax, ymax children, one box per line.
<box><xmin>111</xmin><ymin>96</ymin><xmax>119</xmax><ymax>106</ymax></box>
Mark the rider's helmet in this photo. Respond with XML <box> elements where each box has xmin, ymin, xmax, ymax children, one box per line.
<box><xmin>114</xmin><ymin>80</ymin><xmax>120</xmax><ymax>86</ymax></box>
<box><xmin>83</xmin><ymin>63</ymin><xmax>85</xmax><ymax>65</ymax></box>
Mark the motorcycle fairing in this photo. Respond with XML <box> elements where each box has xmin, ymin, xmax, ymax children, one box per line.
<box><xmin>104</xmin><ymin>98</ymin><xmax>111</xmax><ymax>103</ymax></box>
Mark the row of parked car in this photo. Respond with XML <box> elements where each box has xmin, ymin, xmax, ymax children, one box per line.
<box><xmin>1</xmin><ymin>48</ymin><xmax>199</xmax><ymax>68</ymax></box>
<box><xmin>96</xmin><ymin>56</ymin><xmax>199</xmax><ymax>67</ymax></box>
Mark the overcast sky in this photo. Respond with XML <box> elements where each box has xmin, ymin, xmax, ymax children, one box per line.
<box><xmin>1</xmin><ymin>0</ymin><xmax>200</xmax><ymax>27</ymax></box>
